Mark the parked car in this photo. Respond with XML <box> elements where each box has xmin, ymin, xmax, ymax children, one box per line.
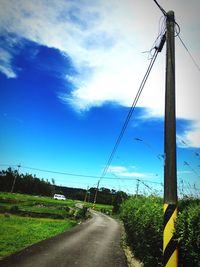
<box><xmin>53</xmin><ymin>194</ymin><xmax>66</xmax><ymax>200</ymax></box>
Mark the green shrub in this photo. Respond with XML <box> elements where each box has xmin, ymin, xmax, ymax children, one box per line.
<box><xmin>120</xmin><ymin>196</ymin><xmax>200</xmax><ymax>267</ymax></box>
<box><xmin>175</xmin><ymin>205</ymin><xmax>200</xmax><ymax>267</ymax></box>
<box><xmin>74</xmin><ymin>206</ymin><xmax>88</xmax><ymax>220</ymax></box>
<box><xmin>120</xmin><ymin>196</ymin><xmax>163</xmax><ymax>267</ymax></box>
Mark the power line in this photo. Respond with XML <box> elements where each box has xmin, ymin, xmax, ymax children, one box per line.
<box><xmin>0</xmin><ymin>163</ymin><xmax>162</xmax><ymax>185</ymax></box>
<box><xmin>177</xmin><ymin>35</ymin><xmax>200</xmax><ymax>72</ymax></box>
<box><xmin>99</xmin><ymin>47</ymin><xmax>160</xmax><ymax>183</ymax></box>
<box><xmin>153</xmin><ymin>0</ymin><xmax>167</xmax><ymax>16</ymax></box>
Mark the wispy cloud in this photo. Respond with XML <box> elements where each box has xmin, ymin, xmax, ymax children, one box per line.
<box><xmin>107</xmin><ymin>165</ymin><xmax>148</xmax><ymax>178</ymax></box>
<box><xmin>0</xmin><ymin>47</ymin><xmax>17</xmax><ymax>78</ymax></box>
<box><xmin>0</xmin><ymin>0</ymin><xmax>200</xmax><ymax>146</ymax></box>
<box><xmin>180</xmin><ymin>122</ymin><xmax>200</xmax><ymax>148</ymax></box>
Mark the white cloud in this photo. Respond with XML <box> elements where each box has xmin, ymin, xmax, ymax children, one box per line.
<box><xmin>0</xmin><ymin>48</ymin><xmax>17</xmax><ymax>78</ymax></box>
<box><xmin>0</xmin><ymin>0</ymin><xmax>199</xmax><ymax>146</ymax></box>
<box><xmin>178</xmin><ymin>121</ymin><xmax>200</xmax><ymax>148</ymax></box>
<box><xmin>107</xmin><ymin>165</ymin><xmax>146</xmax><ymax>178</ymax></box>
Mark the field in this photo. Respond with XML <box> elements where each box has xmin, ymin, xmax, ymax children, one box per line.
<box><xmin>0</xmin><ymin>214</ymin><xmax>76</xmax><ymax>259</ymax></box>
<box><xmin>0</xmin><ymin>192</ymin><xmax>113</xmax><ymax>259</ymax></box>
<box><xmin>0</xmin><ymin>192</ymin><xmax>113</xmax><ymax>217</ymax></box>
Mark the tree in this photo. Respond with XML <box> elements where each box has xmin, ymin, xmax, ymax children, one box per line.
<box><xmin>112</xmin><ymin>191</ymin><xmax>128</xmax><ymax>214</ymax></box>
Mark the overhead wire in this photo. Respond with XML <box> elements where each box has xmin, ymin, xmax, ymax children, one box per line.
<box><xmin>153</xmin><ymin>0</ymin><xmax>167</xmax><ymax>16</ymax></box>
<box><xmin>0</xmin><ymin>163</ymin><xmax>161</xmax><ymax>184</ymax></box>
<box><xmin>99</xmin><ymin>48</ymin><xmax>160</xmax><ymax>183</ymax></box>
<box><xmin>94</xmin><ymin>4</ymin><xmax>168</xmax><ymax>195</ymax></box>
<box><xmin>177</xmin><ymin>35</ymin><xmax>200</xmax><ymax>72</ymax></box>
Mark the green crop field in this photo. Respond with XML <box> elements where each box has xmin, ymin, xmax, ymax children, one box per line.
<box><xmin>0</xmin><ymin>192</ymin><xmax>80</xmax><ymax>259</ymax></box>
<box><xmin>0</xmin><ymin>214</ymin><xmax>76</xmax><ymax>259</ymax></box>
<box><xmin>0</xmin><ymin>192</ymin><xmax>78</xmax><ymax>219</ymax></box>
<box><xmin>0</xmin><ymin>192</ymin><xmax>113</xmax><ymax>215</ymax></box>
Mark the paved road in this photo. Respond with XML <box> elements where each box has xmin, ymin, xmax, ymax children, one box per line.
<box><xmin>0</xmin><ymin>211</ymin><xmax>128</xmax><ymax>267</ymax></box>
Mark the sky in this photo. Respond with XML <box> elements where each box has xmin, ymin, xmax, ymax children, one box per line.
<box><xmin>0</xmin><ymin>0</ymin><xmax>200</xmax><ymax>197</ymax></box>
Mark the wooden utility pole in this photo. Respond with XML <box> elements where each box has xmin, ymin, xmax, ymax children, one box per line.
<box><xmin>11</xmin><ymin>164</ymin><xmax>21</xmax><ymax>193</ymax></box>
<box><xmin>93</xmin><ymin>180</ymin><xmax>100</xmax><ymax>209</ymax></box>
<box><xmin>136</xmin><ymin>179</ymin><xmax>140</xmax><ymax>197</ymax></box>
<box><xmin>163</xmin><ymin>11</ymin><xmax>178</xmax><ymax>267</ymax></box>
<box><xmin>84</xmin><ymin>186</ymin><xmax>89</xmax><ymax>202</ymax></box>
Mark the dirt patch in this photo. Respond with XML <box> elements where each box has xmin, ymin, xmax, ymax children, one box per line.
<box><xmin>120</xmin><ymin>222</ymin><xmax>143</xmax><ymax>267</ymax></box>
<box><xmin>123</xmin><ymin>245</ymin><xmax>144</xmax><ymax>267</ymax></box>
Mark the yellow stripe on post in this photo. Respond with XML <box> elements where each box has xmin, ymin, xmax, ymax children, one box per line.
<box><xmin>163</xmin><ymin>203</ymin><xmax>178</xmax><ymax>267</ymax></box>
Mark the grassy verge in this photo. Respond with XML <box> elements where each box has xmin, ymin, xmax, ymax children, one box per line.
<box><xmin>0</xmin><ymin>214</ymin><xmax>77</xmax><ymax>259</ymax></box>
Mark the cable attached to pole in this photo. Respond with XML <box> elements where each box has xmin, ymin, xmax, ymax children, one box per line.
<box><xmin>99</xmin><ymin>34</ymin><xmax>166</xmax><ymax>184</ymax></box>
<box><xmin>93</xmin><ymin>43</ymin><xmax>165</xmax><ymax>207</ymax></box>
<box><xmin>153</xmin><ymin>0</ymin><xmax>167</xmax><ymax>16</ymax></box>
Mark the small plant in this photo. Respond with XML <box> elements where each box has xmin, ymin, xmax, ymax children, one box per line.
<box><xmin>10</xmin><ymin>205</ymin><xmax>19</xmax><ymax>214</ymax></box>
<box><xmin>74</xmin><ymin>206</ymin><xmax>88</xmax><ymax>220</ymax></box>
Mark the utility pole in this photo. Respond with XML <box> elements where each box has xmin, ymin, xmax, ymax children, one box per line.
<box><xmin>11</xmin><ymin>164</ymin><xmax>21</xmax><ymax>193</ymax></box>
<box><xmin>136</xmin><ymin>179</ymin><xmax>140</xmax><ymax>197</ymax></box>
<box><xmin>163</xmin><ymin>11</ymin><xmax>178</xmax><ymax>267</ymax></box>
<box><xmin>84</xmin><ymin>186</ymin><xmax>89</xmax><ymax>202</ymax></box>
<box><xmin>93</xmin><ymin>180</ymin><xmax>100</xmax><ymax>209</ymax></box>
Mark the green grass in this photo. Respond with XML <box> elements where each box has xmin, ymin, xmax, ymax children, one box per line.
<box><xmin>0</xmin><ymin>214</ymin><xmax>77</xmax><ymax>259</ymax></box>
<box><xmin>0</xmin><ymin>192</ymin><xmax>75</xmax><ymax>206</ymax></box>
<box><xmin>0</xmin><ymin>192</ymin><xmax>113</xmax><ymax>215</ymax></box>
<box><xmin>0</xmin><ymin>192</ymin><xmax>75</xmax><ymax>217</ymax></box>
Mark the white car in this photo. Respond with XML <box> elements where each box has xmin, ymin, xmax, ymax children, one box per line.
<box><xmin>53</xmin><ymin>194</ymin><xmax>66</xmax><ymax>200</ymax></box>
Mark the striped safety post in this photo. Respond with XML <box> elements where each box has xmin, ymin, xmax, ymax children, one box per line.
<box><xmin>163</xmin><ymin>203</ymin><xmax>178</xmax><ymax>267</ymax></box>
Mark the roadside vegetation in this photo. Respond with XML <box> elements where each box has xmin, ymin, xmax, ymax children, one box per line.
<box><xmin>120</xmin><ymin>196</ymin><xmax>200</xmax><ymax>267</ymax></box>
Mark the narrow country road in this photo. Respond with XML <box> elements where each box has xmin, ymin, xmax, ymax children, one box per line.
<box><xmin>0</xmin><ymin>211</ymin><xmax>128</xmax><ymax>267</ymax></box>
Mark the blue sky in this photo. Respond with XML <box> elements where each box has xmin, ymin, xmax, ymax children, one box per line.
<box><xmin>0</xmin><ymin>0</ymin><xmax>200</xmax><ymax>196</ymax></box>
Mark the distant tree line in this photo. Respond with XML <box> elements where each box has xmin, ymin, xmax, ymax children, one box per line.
<box><xmin>0</xmin><ymin>168</ymin><xmax>54</xmax><ymax>196</ymax></box>
<box><xmin>56</xmin><ymin>185</ymin><xmax>128</xmax><ymax>207</ymax></box>
<box><xmin>0</xmin><ymin>168</ymin><xmax>128</xmax><ymax>207</ymax></box>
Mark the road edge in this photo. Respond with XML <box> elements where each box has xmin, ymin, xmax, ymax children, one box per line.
<box><xmin>120</xmin><ymin>221</ymin><xmax>144</xmax><ymax>267</ymax></box>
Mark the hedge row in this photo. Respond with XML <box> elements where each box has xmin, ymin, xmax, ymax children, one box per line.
<box><xmin>175</xmin><ymin>204</ymin><xmax>200</xmax><ymax>267</ymax></box>
<box><xmin>120</xmin><ymin>196</ymin><xmax>200</xmax><ymax>267</ymax></box>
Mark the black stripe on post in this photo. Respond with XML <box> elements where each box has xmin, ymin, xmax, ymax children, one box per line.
<box><xmin>164</xmin><ymin>204</ymin><xmax>176</xmax><ymax>229</ymax></box>
<box><xmin>163</xmin><ymin>238</ymin><xmax>177</xmax><ymax>266</ymax></box>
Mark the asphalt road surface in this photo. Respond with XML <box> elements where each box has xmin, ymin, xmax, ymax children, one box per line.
<box><xmin>0</xmin><ymin>211</ymin><xmax>128</xmax><ymax>267</ymax></box>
